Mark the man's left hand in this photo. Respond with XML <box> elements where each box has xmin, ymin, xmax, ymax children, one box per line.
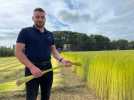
<box><xmin>60</xmin><ymin>59</ymin><xmax>72</xmax><ymax>67</ymax></box>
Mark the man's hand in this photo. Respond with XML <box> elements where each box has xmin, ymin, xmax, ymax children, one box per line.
<box><xmin>29</xmin><ymin>66</ymin><xmax>43</xmax><ymax>78</ymax></box>
<box><xmin>60</xmin><ymin>59</ymin><xmax>72</xmax><ymax>67</ymax></box>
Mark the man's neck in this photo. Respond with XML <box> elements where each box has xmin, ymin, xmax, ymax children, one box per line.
<box><xmin>38</xmin><ymin>28</ymin><xmax>44</xmax><ymax>33</ymax></box>
<box><xmin>35</xmin><ymin>26</ymin><xmax>44</xmax><ymax>32</ymax></box>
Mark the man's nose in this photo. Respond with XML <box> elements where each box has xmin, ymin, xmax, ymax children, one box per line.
<box><xmin>38</xmin><ymin>17</ymin><xmax>43</xmax><ymax>21</ymax></box>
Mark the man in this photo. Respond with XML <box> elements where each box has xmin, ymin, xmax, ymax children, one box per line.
<box><xmin>15</xmin><ymin>8</ymin><xmax>72</xmax><ymax>100</ymax></box>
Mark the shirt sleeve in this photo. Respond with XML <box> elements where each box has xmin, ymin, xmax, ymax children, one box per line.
<box><xmin>16</xmin><ymin>28</ymin><xmax>28</xmax><ymax>44</ymax></box>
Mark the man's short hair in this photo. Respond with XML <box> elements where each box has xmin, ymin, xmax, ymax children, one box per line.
<box><xmin>34</xmin><ymin>8</ymin><xmax>45</xmax><ymax>13</ymax></box>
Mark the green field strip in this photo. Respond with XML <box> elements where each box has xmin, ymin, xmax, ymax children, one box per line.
<box><xmin>0</xmin><ymin>64</ymin><xmax>23</xmax><ymax>72</ymax></box>
<box><xmin>0</xmin><ymin>57</ymin><xmax>16</xmax><ymax>61</ymax></box>
<box><xmin>63</xmin><ymin>50</ymin><xmax>134</xmax><ymax>100</ymax></box>
<box><xmin>0</xmin><ymin>60</ymin><xmax>21</xmax><ymax>67</ymax></box>
<box><xmin>0</xmin><ymin>57</ymin><xmax>17</xmax><ymax>63</ymax></box>
<box><xmin>0</xmin><ymin>75</ymin><xmax>63</xmax><ymax>92</ymax></box>
<box><xmin>0</xmin><ymin>57</ymin><xmax>64</xmax><ymax>93</ymax></box>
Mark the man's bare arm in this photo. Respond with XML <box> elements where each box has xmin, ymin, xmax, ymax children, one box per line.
<box><xmin>15</xmin><ymin>43</ymin><xmax>34</xmax><ymax>69</ymax></box>
<box><xmin>15</xmin><ymin>43</ymin><xmax>43</xmax><ymax>77</ymax></box>
<box><xmin>50</xmin><ymin>45</ymin><xmax>72</xmax><ymax>67</ymax></box>
<box><xmin>50</xmin><ymin>45</ymin><xmax>63</xmax><ymax>61</ymax></box>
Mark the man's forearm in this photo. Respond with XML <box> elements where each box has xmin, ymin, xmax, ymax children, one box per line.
<box><xmin>15</xmin><ymin>51</ymin><xmax>34</xmax><ymax>69</ymax></box>
<box><xmin>53</xmin><ymin>52</ymin><xmax>63</xmax><ymax>62</ymax></box>
<box><xmin>52</xmin><ymin>49</ymin><xmax>63</xmax><ymax>62</ymax></box>
<box><xmin>50</xmin><ymin>45</ymin><xmax>63</xmax><ymax>62</ymax></box>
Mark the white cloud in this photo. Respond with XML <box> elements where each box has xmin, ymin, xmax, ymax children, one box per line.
<box><xmin>0</xmin><ymin>0</ymin><xmax>134</xmax><ymax>47</ymax></box>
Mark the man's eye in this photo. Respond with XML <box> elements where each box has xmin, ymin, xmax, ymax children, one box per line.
<box><xmin>35</xmin><ymin>16</ymin><xmax>40</xmax><ymax>19</ymax></box>
<box><xmin>35</xmin><ymin>16</ymin><xmax>44</xmax><ymax>19</ymax></box>
<box><xmin>41</xmin><ymin>16</ymin><xmax>45</xmax><ymax>19</ymax></box>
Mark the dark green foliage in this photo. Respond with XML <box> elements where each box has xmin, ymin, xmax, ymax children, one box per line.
<box><xmin>0</xmin><ymin>46</ymin><xmax>15</xmax><ymax>57</ymax></box>
<box><xmin>53</xmin><ymin>31</ymin><xmax>133</xmax><ymax>51</ymax></box>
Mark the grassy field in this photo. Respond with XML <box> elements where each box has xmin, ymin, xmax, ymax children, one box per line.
<box><xmin>0</xmin><ymin>50</ymin><xmax>134</xmax><ymax>100</ymax></box>
<box><xmin>0</xmin><ymin>57</ymin><xmax>63</xmax><ymax>94</ymax></box>
<box><xmin>63</xmin><ymin>50</ymin><xmax>134</xmax><ymax>100</ymax></box>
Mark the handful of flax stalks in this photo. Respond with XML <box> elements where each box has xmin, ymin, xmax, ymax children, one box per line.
<box><xmin>16</xmin><ymin>62</ymin><xmax>81</xmax><ymax>86</ymax></box>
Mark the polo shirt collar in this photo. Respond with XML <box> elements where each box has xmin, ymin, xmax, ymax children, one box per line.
<box><xmin>33</xmin><ymin>25</ymin><xmax>47</xmax><ymax>33</ymax></box>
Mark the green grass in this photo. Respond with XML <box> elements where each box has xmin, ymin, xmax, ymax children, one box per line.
<box><xmin>0</xmin><ymin>57</ymin><xmax>63</xmax><ymax>93</ymax></box>
<box><xmin>1</xmin><ymin>51</ymin><xmax>134</xmax><ymax>100</ymax></box>
<box><xmin>62</xmin><ymin>50</ymin><xmax>134</xmax><ymax>100</ymax></box>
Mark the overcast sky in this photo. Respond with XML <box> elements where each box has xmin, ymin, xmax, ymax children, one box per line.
<box><xmin>0</xmin><ymin>0</ymin><xmax>134</xmax><ymax>47</ymax></box>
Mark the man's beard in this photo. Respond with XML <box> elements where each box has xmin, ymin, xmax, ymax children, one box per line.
<box><xmin>35</xmin><ymin>22</ymin><xmax>44</xmax><ymax>28</ymax></box>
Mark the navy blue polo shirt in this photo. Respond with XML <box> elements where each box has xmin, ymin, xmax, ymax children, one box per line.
<box><xmin>16</xmin><ymin>26</ymin><xmax>55</xmax><ymax>62</ymax></box>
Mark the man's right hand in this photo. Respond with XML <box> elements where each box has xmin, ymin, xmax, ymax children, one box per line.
<box><xmin>29</xmin><ymin>66</ymin><xmax>43</xmax><ymax>78</ymax></box>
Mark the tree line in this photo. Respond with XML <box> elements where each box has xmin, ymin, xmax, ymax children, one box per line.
<box><xmin>53</xmin><ymin>31</ymin><xmax>134</xmax><ymax>51</ymax></box>
<box><xmin>0</xmin><ymin>46</ymin><xmax>15</xmax><ymax>57</ymax></box>
<box><xmin>0</xmin><ymin>31</ymin><xmax>134</xmax><ymax>57</ymax></box>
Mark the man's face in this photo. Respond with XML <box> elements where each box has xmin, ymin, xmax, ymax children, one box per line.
<box><xmin>32</xmin><ymin>11</ymin><xmax>46</xmax><ymax>28</ymax></box>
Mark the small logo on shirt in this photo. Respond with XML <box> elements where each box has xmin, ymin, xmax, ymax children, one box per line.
<box><xmin>47</xmin><ymin>36</ymin><xmax>51</xmax><ymax>39</ymax></box>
